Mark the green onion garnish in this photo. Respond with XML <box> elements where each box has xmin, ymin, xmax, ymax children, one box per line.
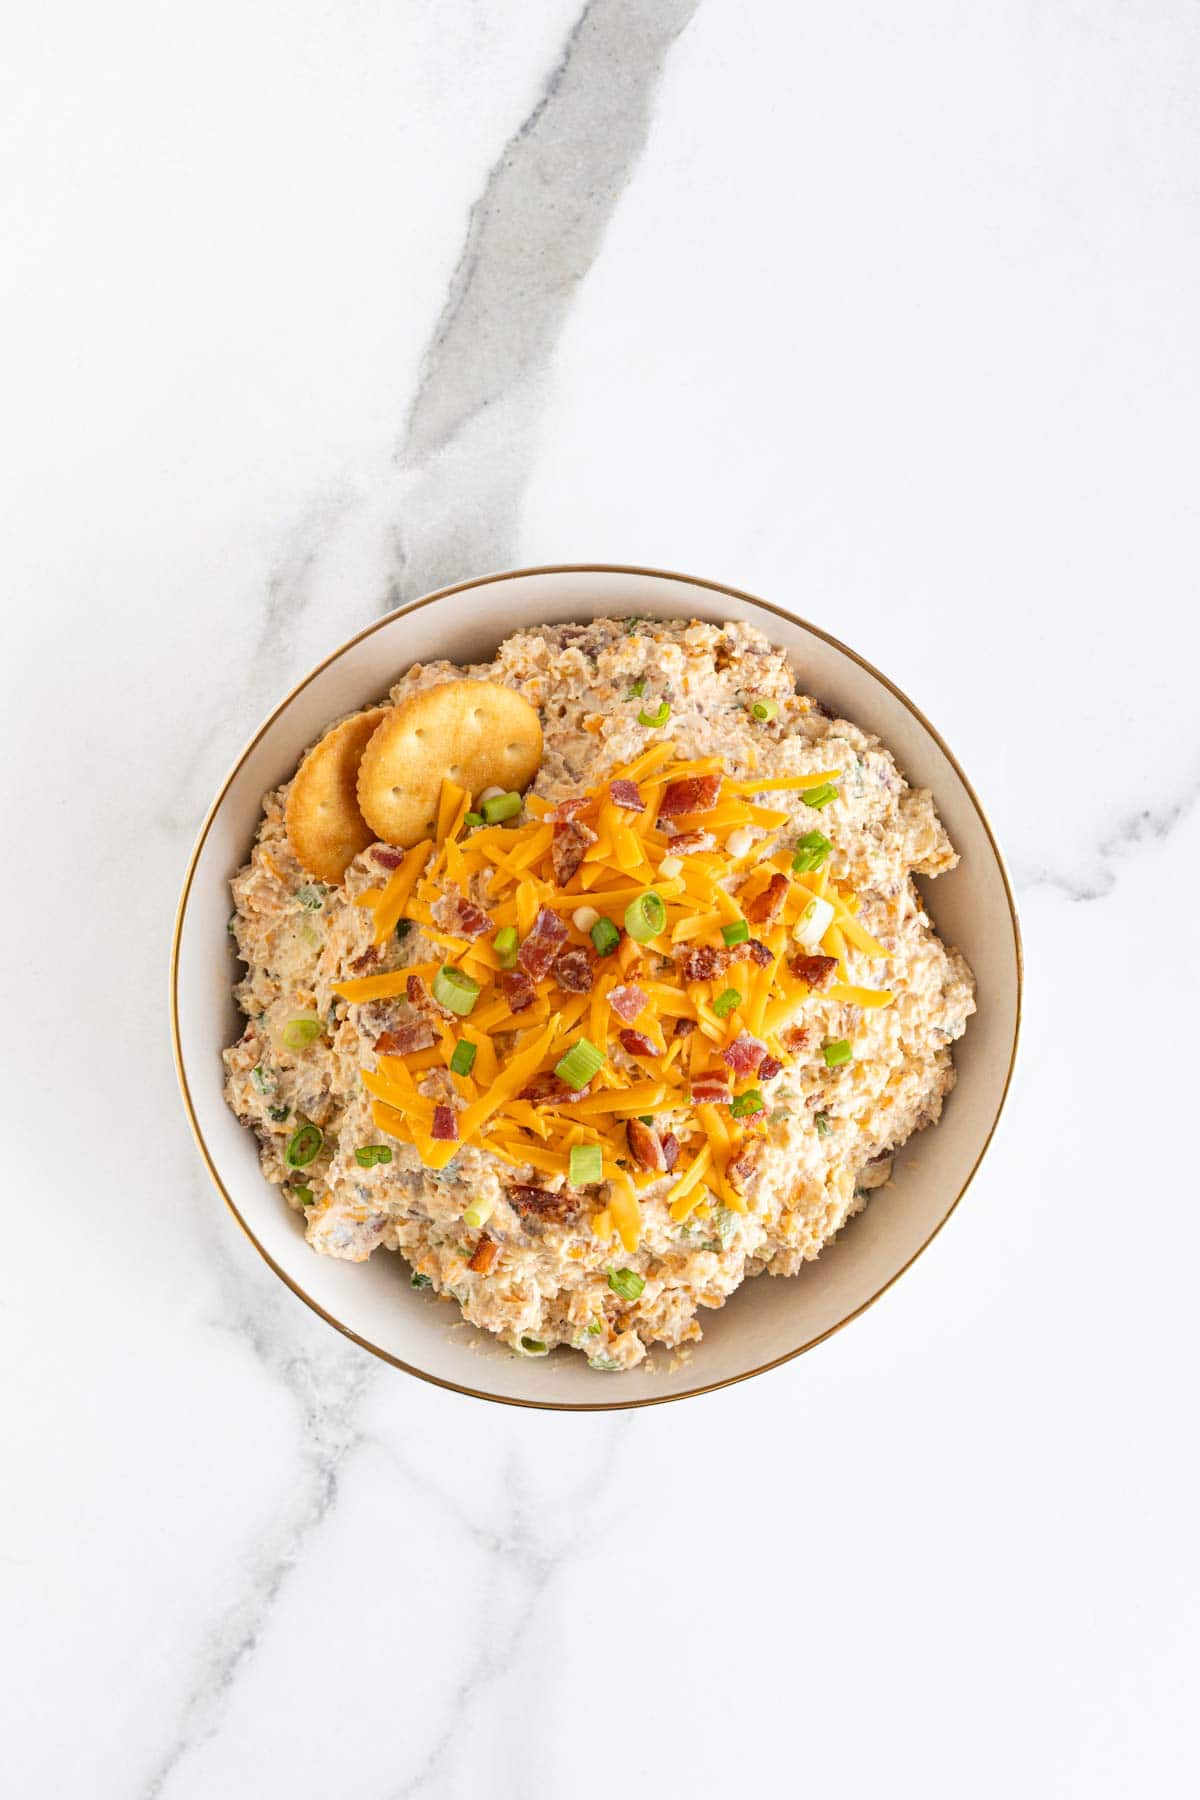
<box><xmin>411</xmin><ymin>1270</ymin><xmax>434</xmax><ymax>1288</ymax></box>
<box><xmin>814</xmin><ymin>1111</ymin><xmax>832</xmax><ymax>1137</ymax></box>
<box><xmin>590</xmin><ymin>917</ymin><xmax>621</xmax><ymax>957</ymax></box>
<box><xmin>721</xmin><ymin>919</ymin><xmax>750</xmax><ymax>946</ymax></box>
<box><xmin>607</xmin><ymin>1268</ymin><xmax>645</xmax><ymax>1301</ymax></box>
<box><xmin>354</xmin><ymin>1144</ymin><xmax>392</xmax><ymax>1168</ymax></box>
<box><xmin>250</xmin><ymin>1065</ymin><xmax>270</xmax><ymax>1093</ymax></box>
<box><xmin>637</xmin><ymin>701</ymin><xmax>671</xmax><ymax>730</ymax></box>
<box><xmin>281</xmin><ymin>1017</ymin><xmax>321</xmax><ymax>1050</ymax></box>
<box><xmin>624</xmin><ymin>890</ymin><xmax>666</xmax><ymax>942</ymax></box>
<box><xmin>625</xmin><ymin>616</ymin><xmax>642</xmax><ymax>635</ymax></box>
<box><xmin>267</xmin><ymin>1104</ymin><xmax>291</xmax><ymax>1122</ymax></box>
<box><xmin>481</xmin><ymin>790</ymin><xmax>521</xmax><ymax>824</ymax></box>
<box><xmin>449</xmin><ymin>1039</ymin><xmax>477</xmax><ymax>1077</ymax></box>
<box><xmin>432</xmin><ymin>965</ymin><xmax>481</xmax><ymax>1016</ymax></box>
<box><xmin>750</xmin><ymin>699</ymin><xmax>779</xmax><ymax>722</ymax></box>
<box><xmin>629</xmin><ymin>678</ymin><xmax>647</xmax><ymax>698</ymax></box>
<box><xmin>554</xmin><ymin>1037</ymin><xmax>605</xmax><ymax>1090</ymax></box>
<box><xmin>568</xmin><ymin>1142</ymin><xmax>603</xmax><ymax>1186</ymax></box>
<box><xmin>586</xmin><ymin>1317</ymin><xmax>602</xmax><ymax>1335</ymax></box>
<box><xmin>463</xmin><ymin>811</ymin><xmax>484</xmax><ymax>829</ymax></box>
<box><xmin>462</xmin><ymin>1196</ymin><xmax>495</xmax><ymax>1229</ymax></box>
<box><xmin>729</xmin><ymin>1089</ymin><xmax>764</xmax><ymax>1118</ymax></box>
<box><xmin>517</xmin><ymin>1335</ymin><xmax>549</xmax><ymax>1356</ymax></box>
<box><xmin>638</xmin><ymin>1114</ymin><xmax>654</xmax><ymax>1126</ymax></box>
<box><xmin>713</xmin><ymin>987</ymin><xmax>741</xmax><ymax>1019</ymax></box>
<box><xmin>792</xmin><ymin>830</ymin><xmax>832</xmax><ymax>873</ymax></box>
<box><xmin>822</xmin><ymin>1039</ymin><xmax>852</xmax><ymax>1068</ymax></box>
<box><xmin>493</xmin><ymin>925</ymin><xmax>519</xmax><ymax>969</ymax></box>
<box><xmin>294</xmin><ymin>1185</ymin><xmax>315</xmax><ymax>1206</ymax></box>
<box><xmin>285</xmin><ymin>1122</ymin><xmax>324</xmax><ymax>1167</ymax></box>
<box><xmin>295</xmin><ymin>883</ymin><xmax>327</xmax><ymax>909</ymax></box>
<box><xmin>801</xmin><ymin>782</ymin><xmax>839</xmax><ymax>810</ymax></box>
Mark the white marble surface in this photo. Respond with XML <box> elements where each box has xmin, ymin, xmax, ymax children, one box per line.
<box><xmin>4</xmin><ymin>3</ymin><xmax>1199</xmax><ymax>1794</ymax></box>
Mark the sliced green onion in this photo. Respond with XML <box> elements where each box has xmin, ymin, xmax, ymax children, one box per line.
<box><xmin>294</xmin><ymin>1185</ymin><xmax>315</xmax><ymax>1206</ymax></box>
<box><xmin>721</xmin><ymin>919</ymin><xmax>750</xmax><ymax>946</ymax></box>
<box><xmin>432</xmin><ymin>965</ymin><xmax>481</xmax><ymax>1016</ymax></box>
<box><xmin>713</xmin><ymin>987</ymin><xmax>742</xmax><ymax>1019</ymax></box>
<box><xmin>637</xmin><ymin>701</ymin><xmax>671</xmax><ymax>730</ymax></box>
<box><xmin>267</xmin><ymin>1103</ymin><xmax>291</xmax><ymax>1123</ymax></box>
<box><xmin>493</xmin><ymin>925</ymin><xmax>519</xmax><ymax>969</ymax></box>
<box><xmin>586</xmin><ymin>1317</ymin><xmax>602</xmax><ymax>1335</ymax></box>
<box><xmin>607</xmin><ymin>1267</ymin><xmax>645</xmax><ymax>1301</ymax></box>
<box><xmin>462</xmin><ymin>1196</ymin><xmax>495</xmax><ymax>1230</ymax></box>
<box><xmin>295</xmin><ymin>883</ymin><xmax>327</xmax><ymax>909</ymax></box>
<box><xmin>554</xmin><ymin>1037</ymin><xmax>605</xmax><ymax>1090</ymax></box>
<box><xmin>750</xmin><ymin>699</ymin><xmax>779</xmax><ymax>722</ymax></box>
<box><xmin>729</xmin><ymin>1088</ymin><xmax>764</xmax><ymax>1118</ymax></box>
<box><xmin>638</xmin><ymin>1114</ymin><xmax>654</xmax><ymax>1126</ymax></box>
<box><xmin>517</xmin><ymin>1335</ymin><xmax>549</xmax><ymax>1356</ymax></box>
<box><xmin>463</xmin><ymin>811</ymin><xmax>484</xmax><ymax>829</ymax></box>
<box><xmin>354</xmin><ymin>1144</ymin><xmax>392</xmax><ymax>1168</ymax></box>
<box><xmin>814</xmin><ymin>1111</ymin><xmax>832</xmax><ymax>1138</ymax></box>
<box><xmin>449</xmin><ymin>1039</ymin><xmax>477</xmax><ymax>1077</ymax></box>
<box><xmin>625</xmin><ymin>616</ymin><xmax>642</xmax><ymax>635</ymax></box>
<box><xmin>822</xmin><ymin>1038</ymin><xmax>852</xmax><ymax>1068</ymax></box>
<box><xmin>250</xmin><ymin>1064</ymin><xmax>271</xmax><ymax>1094</ymax></box>
<box><xmin>792</xmin><ymin>830</ymin><xmax>832</xmax><ymax>873</ymax></box>
<box><xmin>629</xmin><ymin>678</ymin><xmax>647</xmax><ymax>698</ymax></box>
<box><xmin>589</xmin><ymin>1355</ymin><xmax>622</xmax><ymax>1371</ymax></box>
<box><xmin>590</xmin><ymin>917</ymin><xmax>621</xmax><ymax>957</ymax></box>
<box><xmin>281</xmin><ymin>1017</ymin><xmax>321</xmax><ymax>1051</ymax></box>
<box><xmin>801</xmin><ymin>782</ymin><xmax>839</xmax><ymax>810</ymax></box>
<box><xmin>411</xmin><ymin>1270</ymin><xmax>433</xmax><ymax>1288</ymax></box>
<box><xmin>624</xmin><ymin>890</ymin><xmax>666</xmax><ymax>942</ymax></box>
<box><xmin>481</xmin><ymin>790</ymin><xmax>521</xmax><ymax>824</ymax></box>
<box><xmin>568</xmin><ymin>1142</ymin><xmax>603</xmax><ymax>1186</ymax></box>
<box><xmin>285</xmin><ymin>1122</ymin><xmax>323</xmax><ymax>1167</ymax></box>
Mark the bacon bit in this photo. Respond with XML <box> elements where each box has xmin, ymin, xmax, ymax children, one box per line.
<box><xmin>553</xmin><ymin>796</ymin><xmax>593</xmax><ymax>821</ymax></box>
<box><xmin>745</xmin><ymin>937</ymin><xmax>773</xmax><ymax>968</ymax></box>
<box><xmin>745</xmin><ymin>872</ymin><xmax>789</xmax><ymax>926</ymax></box>
<box><xmin>666</xmin><ymin>829</ymin><xmax>716</xmax><ymax>854</ymax></box>
<box><xmin>500</xmin><ymin>969</ymin><xmax>536</xmax><ymax>1012</ymax></box>
<box><xmin>349</xmin><ymin>945</ymin><xmax>382</xmax><ymax>975</ymax></box>
<box><xmin>675</xmin><ymin>943</ymin><xmax>731</xmax><ymax>984</ymax></box>
<box><xmin>727</xmin><ymin>1136</ymin><xmax>765</xmax><ymax>1193</ymax></box>
<box><xmin>619</xmin><ymin>1028</ymin><xmax>657</xmax><ymax>1059</ymax></box>
<box><xmin>690</xmin><ymin>1072</ymin><xmax>732</xmax><ymax>1105</ymax></box>
<box><xmin>551</xmin><ymin>817</ymin><xmax>598</xmax><ymax>886</ymax></box>
<box><xmin>758</xmin><ymin>1054</ymin><xmax>783</xmax><ymax>1081</ymax></box>
<box><xmin>518</xmin><ymin>1073</ymin><xmax>593</xmax><ymax>1105</ymax></box>
<box><xmin>659</xmin><ymin>774</ymin><xmax>722</xmax><ymax>817</ymax></box>
<box><xmin>608</xmin><ymin>983</ymin><xmax>648</xmax><ymax>1023</ymax></box>
<box><xmin>609</xmin><ymin>779</ymin><xmax>644</xmax><ymax>811</ymax></box>
<box><xmin>505</xmin><ymin>1183</ymin><xmax>580</xmax><ymax>1221</ymax></box>
<box><xmin>407</xmin><ymin>973</ymin><xmax>454</xmax><ymax>1021</ymax></box>
<box><xmin>467</xmin><ymin>1235</ymin><xmax>498</xmax><ymax>1274</ymax></box>
<box><xmin>672</xmin><ymin>1017</ymin><xmax>697</xmax><ymax>1040</ymax></box>
<box><xmin>370</xmin><ymin>847</ymin><xmax>405</xmax><ymax>869</ymax></box>
<box><xmin>722</xmin><ymin>1030</ymin><xmax>767</xmax><ymax>1077</ymax></box>
<box><xmin>374</xmin><ymin>1021</ymin><xmax>436</xmax><ymax>1056</ymax></box>
<box><xmin>626</xmin><ymin>1117</ymin><xmax>668</xmax><ymax>1173</ymax></box>
<box><xmin>517</xmin><ymin>905</ymin><xmax>569</xmax><ymax>978</ymax></box>
<box><xmin>431</xmin><ymin>1104</ymin><xmax>458</xmax><ymax>1141</ymax></box>
<box><xmin>791</xmin><ymin>953</ymin><xmax>837</xmax><ymax>990</ymax></box>
<box><xmin>552</xmin><ymin>947</ymin><xmax>594</xmax><ymax>994</ymax></box>
<box><xmin>781</xmin><ymin>1024</ymin><xmax>811</xmax><ymax>1054</ymax></box>
<box><xmin>661</xmin><ymin>1131</ymin><xmax>680</xmax><ymax>1172</ymax></box>
<box><xmin>430</xmin><ymin>892</ymin><xmax>491</xmax><ymax>939</ymax></box>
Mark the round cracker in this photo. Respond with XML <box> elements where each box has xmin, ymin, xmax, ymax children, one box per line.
<box><xmin>357</xmin><ymin>680</ymin><xmax>543</xmax><ymax>847</ymax></box>
<box><xmin>285</xmin><ymin>707</ymin><xmax>391</xmax><ymax>883</ymax></box>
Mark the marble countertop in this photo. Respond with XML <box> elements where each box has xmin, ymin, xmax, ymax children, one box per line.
<box><xmin>4</xmin><ymin>3</ymin><xmax>1198</xmax><ymax>1794</ymax></box>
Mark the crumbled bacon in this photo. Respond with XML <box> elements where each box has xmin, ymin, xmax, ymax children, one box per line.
<box><xmin>666</xmin><ymin>829</ymin><xmax>716</xmax><ymax>854</ymax></box>
<box><xmin>745</xmin><ymin>938</ymin><xmax>773</xmax><ymax>968</ymax></box>
<box><xmin>431</xmin><ymin>1104</ymin><xmax>458</xmax><ymax>1141</ymax></box>
<box><xmin>467</xmin><ymin>1235</ymin><xmax>498</xmax><ymax>1274</ymax></box>
<box><xmin>407</xmin><ymin>973</ymin><xmax>454</xmax><ymax>1021</ymax></box>
<box><xmin>430</xmin><ymin>892</ymin><xmax>491</xmax><ymax>939</ymax></box>
<box><xmin>626</xmin><ymin>1117</ymin><xmax>668</xmax><ymax>1173</ymax></box>
<box><xmin>661</xmin><ymin>1131</ymin><xmax>680</xmax><ymax>1171</ymax></box>
<box><xmin>608</xmin><ymin>779</ymin><xmax>644</xmax><ymax>811</ymax></box>
<box><xmin>517</xmin><ymin>905</ymin><xmax>568</xmax><ymax>978</ymax></box>
<box><xmin>745</xmin><ymin>872</ymin><xmax>789</xmax><ymax>926</ymax></box>
<box><xmin>658</xmin><ymin>774</ymin><xmax>722</xmax><ymax>816</ymax></box>
<box><xmin>722</xmin><ymin>1030</ymin><xmax>767</xmax><ymax>1077</ymax></box>
<box><xmin>727</xmin><ymin>1137</ymin><xmax>765</xmax><ymax>1193</ymax></box>
<box><xmin>608</xmin><ymin>983</ymin><xmax>648</xmax><ymax>1023</ymax></box>
<box><xmin>552</xmin><ymin>947</ymin><xmax>594</xmax><ymax>994</ymax></box>
<box><xmin>371</xmin><ymin>846</ymin><xmax>405</xmax><ymax>869</ymax></box>
<box><xmin>518</xmin><ymin>1073</ymin><xmax>592</xmax><ymax>1105</ymax></box>
<box><xmin>349</xmin><ymin>945</ymin><xmax>381</xmax><ymax>974</ymax></box>
<box><xmin>505</xmin><ymin>1183</ymin><xmax>580</xmax><ymax>1221</ymax></box>
<box><xmin>553</xmin><ymin>796</ymin><xmax>592</xmax><ymax>821</ymax></box>
<box><xmin>690</xmin><ymin>1072</ymin><xmax>733</xmax><ymax>1105</ymax></box>
<box><xmin>672</xmin><ymin>1017</ymin><xmax>696</xmax><ymax>1040</ymax></box>
<box><xmin>781</xmin><ymin>1024</ymin><xmax>811</xmax><ymax>1054</ymax></box>
<box><xmin>551</xmin><ymin>817</ymin><xmax>597</xmax><ymax>886</ymax></box>
<box><xmin>758</xmin><ymin>1054</ymin><xmax>783</xmax><ymax>1082</ymax></box>
<box><xmin>374</xmin><ymin>1021</ymin><xmax>436</xmax><ymax>1056</ymax></box>
<box><xmin>791</xmin><ymin>953</ymin><xmax>837</xmax><ymax>990</ymax></box>
<box><xmin>675</xmin><ymin>943</ymin><xmax>731</xmax><ymax>984</ymax></box>
<box><xmin>619</xmin><ymin>1028</ymin><xmax>657</xmax><ymax>1059</ymax></box>
<box><xmin>500</xmin><ymin>969</ymin><xmax>536</xmax><ymax>1012</ymax></box>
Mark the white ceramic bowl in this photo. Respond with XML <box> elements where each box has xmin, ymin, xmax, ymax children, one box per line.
<box><xmin>172</xmin><ymin>566</ymin><xmax>1021</xmax><ymax>1409</ymax></box>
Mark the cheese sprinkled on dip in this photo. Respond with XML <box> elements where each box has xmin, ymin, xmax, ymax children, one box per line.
<box><xmin>223</xmin><ymin>618</ymin><xmax>975</xmax><ymax>1371</ymax></box>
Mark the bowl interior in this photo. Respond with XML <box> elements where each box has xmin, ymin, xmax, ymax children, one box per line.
<box><xmin>173</xmin><ymin>568</ymin><xmax>1020</xmax><ymax>1407</ymax></box>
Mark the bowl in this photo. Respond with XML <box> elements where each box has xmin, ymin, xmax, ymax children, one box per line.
<box><xmin>172</xmin><ymin>566</ymin><xmax>1021</xmax><ymax>1409</ymax></box>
